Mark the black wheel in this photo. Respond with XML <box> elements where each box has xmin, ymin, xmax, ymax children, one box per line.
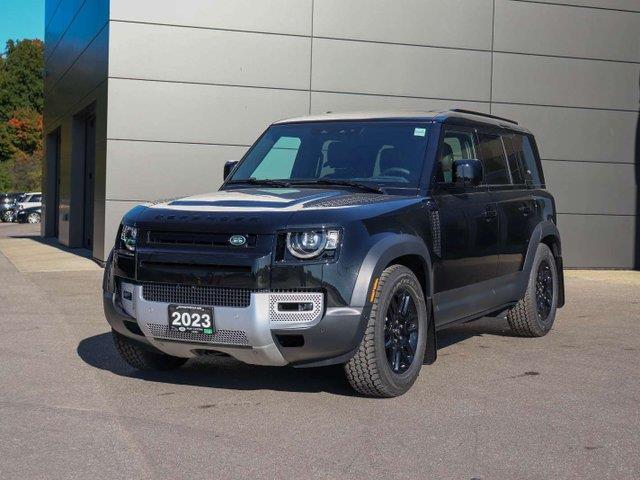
<box><xmin>345</xmin><ymin>265</ymin><xmax>428</xmax><ymax>397</ymax></box>
<box><xmin>112</xmin><ymin>330</ymin><xmax>188</xmax><ymax>370</ymax></box>
<box><xmin>27</xmin><ymin>212</ymin><xmax>41</xmax><ymax>224</ymax></box>
<box><xmin>506</xmin><ymin>243</ymin><xmax>558</xmax><ymax>337</ymax></box>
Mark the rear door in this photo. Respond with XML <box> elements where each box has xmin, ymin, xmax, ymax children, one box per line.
<box><xmin>481</xmin><ymin>132</ymin><xmax>537</xmax><ymax>277</ymax></box>
<box><xmin>430</xmin><ymin>127</ymin><xmax>500</xmax><ymax>325</ymax></box>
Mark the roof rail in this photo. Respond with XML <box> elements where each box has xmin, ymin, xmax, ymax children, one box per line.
<box><xmin>450</xmin><ymin>109</ymin><xmax>518</xmax><ymax>125</ymax></box>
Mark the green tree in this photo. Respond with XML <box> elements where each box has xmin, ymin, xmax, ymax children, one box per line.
<box><xmin>0</xmin><ymin>39</ymin><xmax>44</xmax><ymax>121</ymax></box>
<box><xmin>0</xmin><ymin>39</ymin><xmax>43</xmax><ymax>191</ymax></box>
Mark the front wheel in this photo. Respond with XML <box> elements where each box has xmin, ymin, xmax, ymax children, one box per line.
<box><xmin>112</xmin><ymin>330</ymin><xmax>188</xmax><ymax>371</ymax></box>
<box><xmin>506</xmin><ymin>243</ymin><xmax>558</xmax><ymax>337</ymax></box>
<box><xmin>1</xmin><ymin>211</ymin><xmax>13</xmax><ymax>222</ymax></box>
<box><xmin>345</xmin><ymin>265</ymin><xmax>428</xmax><ymax>397</ymax></box>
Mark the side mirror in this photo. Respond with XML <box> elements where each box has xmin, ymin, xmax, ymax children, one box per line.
<box><xmin>224</xmin><ymin>160</ymin><xmax>238</xmax><ymax>181</ymax></box>
<box><xmin>452</xmin><ymin>159</ymin><xmax>483</xmax><ymax>187</ymax></box>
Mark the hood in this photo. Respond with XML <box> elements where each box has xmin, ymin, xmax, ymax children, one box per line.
<box><xmin>128</xmin><ymin>187</ymin><xmax>417</xmax><ymax>234</ymax></box>
<box><xmin>150</xmin><ymin>187</ymin><xmax>398</xmax><ymax>211</ymax></box>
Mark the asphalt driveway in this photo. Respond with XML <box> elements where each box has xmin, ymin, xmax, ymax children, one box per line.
<box><xmin>0</xmin><ymin>223</ymin><xmax>638</xmax><ymax>479</ymax></box>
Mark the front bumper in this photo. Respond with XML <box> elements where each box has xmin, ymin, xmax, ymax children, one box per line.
<box><xmin>104</xmin><ymin>281</ymin><xmax>365</xmax><ymax>367</ymax></box>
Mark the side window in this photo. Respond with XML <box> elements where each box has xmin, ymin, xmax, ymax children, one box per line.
<box><xmin>251</xmin><ymin>136</ymin><xmax>301</xmax><ymax>180</ymax></box>
<box><xmin>513</xmin><ymin>135</ymin><xmax>542</xmax><ymax>187</ymax></box>
<box><xmin>436</xmin><ymin>130</ymin><xmax>477</xmax><ymax>184</ymax></box>
<box><xmin>32</xmin><ymin>195</ymin><xmax>42</xmax><ymax>202</ymax></box>
<box><xmin>502</xmin><ymin>135</ymin><xmax>526</xmax><ymax>185</ymax></box>
<box><xmin>477</xmin><ymin>133</ymin><xmax>510</xmax><ymax>185</ymax></box>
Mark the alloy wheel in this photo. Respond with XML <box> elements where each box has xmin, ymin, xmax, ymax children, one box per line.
<box><xmin>535</xmin><ymin>260</ymin><xmax>554</xmax><ymax>322</ymax></box>
<box><xmin>384</xmin><ymin>288</ymin><xmax>419</xmax><ymax>374</ymax></box>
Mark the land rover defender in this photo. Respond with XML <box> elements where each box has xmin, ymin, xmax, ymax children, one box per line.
<box><xmin>103</xmin><ymin>109</ymin><xmax>564</xmax><ymax>397</ymax></box>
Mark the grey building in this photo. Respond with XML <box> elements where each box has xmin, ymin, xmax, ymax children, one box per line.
<box><xmin>43</xmin><ymin>0</ymin><xmax>639</xmax><ymax>267</ymax></box>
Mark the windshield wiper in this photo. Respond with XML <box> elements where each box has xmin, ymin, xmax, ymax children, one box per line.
<box><xmin>228</xmin><ymin>178</ymin><xmax>291</xmax><ymax>188</ymax></box>
<box><xmin>291</xmin><ymin>179</ymin><xmax>385</xmax><ymax>194</ymax></box>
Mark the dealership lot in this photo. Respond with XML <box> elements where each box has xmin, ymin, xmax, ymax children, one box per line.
<box><xmin>1</xmin><ymin>223</ymin><xmax>638</xmax><ymax>480</ymax></box>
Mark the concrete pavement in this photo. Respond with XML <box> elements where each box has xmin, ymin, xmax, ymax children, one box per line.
<box><xmin>0</xmin><ymin>223</ymin><xmax>638</xmax><ymax>479</ymax></box>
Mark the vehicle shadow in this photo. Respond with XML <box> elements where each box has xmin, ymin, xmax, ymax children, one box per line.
<box><xmin>77</xmin><ymin>332</ymin><xmax>356</xmax><ymax>396</ymax></box>
<box><xmin>77</xmin><ymin>316</ymin><xmax>514</xmax><ymax>395</ymax></box>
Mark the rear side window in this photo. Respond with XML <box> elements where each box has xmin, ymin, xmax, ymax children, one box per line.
<box><xmin>477</xmin><ymin>133</ymin><xmax>510</xmax><ymax>185</ymax></box>
<box><xmin>502</xmin><ymin>135</ymin><xmax>526</xmax><ymax>185</ymax></box>
<box><xmin>512</xmin><ymin>135</ymin><xmax>542</xmax><ymax>187</ymax></box>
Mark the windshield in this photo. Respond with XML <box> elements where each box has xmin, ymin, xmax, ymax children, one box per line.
<box><xmin>229</xmin><ymin>121</ymin><xmax>431</xmax><ymax>190</ymax></box>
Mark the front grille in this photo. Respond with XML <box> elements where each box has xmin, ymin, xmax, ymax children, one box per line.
<box><xmin>146</xmin><ymin>230</ymin><xmax>256</xmax><ymax>248</ymax></box>
<box><xmin>142</xmin><ymin>283</ymin><xmax>252</xmax><ymax>308</ymax></box>
<box><xmin>147</xmin><ymin>323</ymin><xmax>249</xmax><ymax>345</ymax></box>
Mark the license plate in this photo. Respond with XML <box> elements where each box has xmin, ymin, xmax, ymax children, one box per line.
<box><xmin>168</xmin><ymin>305</ymin><xmax>214</xmax><ymax>335</ymax></box>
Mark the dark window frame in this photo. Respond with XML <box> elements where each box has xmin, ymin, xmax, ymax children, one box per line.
<box><xmin>431</xmin><ymin>125</ymin><xmax>485</xmax><ymax>192</ymax></box>
<box><xmin>476</xmin><ymin>129</ymin><xmax>513</xmax><ymax>188</ymax></box>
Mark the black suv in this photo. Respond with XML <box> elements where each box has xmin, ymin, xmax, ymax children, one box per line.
<box><xmin>103</xmin><ymin>109</ymin><xmax>564</xmax><ymax>397</ymax></box>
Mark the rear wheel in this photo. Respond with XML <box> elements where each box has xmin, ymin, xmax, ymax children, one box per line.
<box><xmin>27</xmin><ymin>212</ymin><xmax>41</xmax><ymax>224</ymax></box>
<box><xmin>506</xmin><ymin>243</ymin><xmax>558</xmax><ymax>337</ymax></box>
<box><xmin>112</xmin><ymin>330</ymin><xmax>188</xmax><ymax>370</ymax></box>
<box><xmin>345</xmin><ymin>265</ymin><xmax>428</xmax><ymax>397</ymax></box>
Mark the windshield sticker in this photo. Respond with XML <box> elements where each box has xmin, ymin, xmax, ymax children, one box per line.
<box><xmin>414</xmin><ymin>127</ymin><xmax>427</xmax><ymax>137</ymax></box>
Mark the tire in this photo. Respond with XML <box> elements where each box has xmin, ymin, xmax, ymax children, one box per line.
<box><xmin>345</xmin><ymin>265</ymin><xmax>428</xmax><ymax>398</ymax></box>
<box><xmin>1</xmin><ymin>211</ymin><xmax>12</xmax><ymax>222</ymax></box>
<box><xmin>112</xmin><ymin>329</ymin><xmax>188</xmax><ymax>370</ymax></box>
<box><xmin>27</xmin><ymin>212</ymin><xmax>41</xmax><ymax>224</ymax></box>
<box><xmin>506</xmin><ymin>243</ymin><xmax>558</xmax><ymax>337</ymax></box>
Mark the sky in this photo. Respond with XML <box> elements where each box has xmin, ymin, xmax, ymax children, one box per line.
<box><xmin>0</xmin><ymin>0</ymin><xmax>45</xmax><ymax>44</ymax></box>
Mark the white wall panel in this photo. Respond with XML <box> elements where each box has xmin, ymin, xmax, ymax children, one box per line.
<box><xmin>314</xmin><ymin>0</ymin><xmax>493</xmax><ymax>50</ymax></box>
<box><xmin>558</xmin><ymin>214</ymin><xmax>636</xmax><ymax>268</ymax></box>
<box><xmin>110</xmin><ymin>0</ymin><xmax>312</xmax><ymax>36</ymax></box>
<box><xmin>109</xmin><ymin>22</ymin><xmax>310</xmax><ymax>90</ymax></box>
<box><xmin>312</xmin><ymin>38</ymin><xmax>492</xmax><ymax>101</ymax></box>
<box><xmin>492</xmin><ymin>104</ymin><xmax>638</xmax><ymax>163</ymax></box>
<box><xmin>524</xmin><ymin>0</ymin><xmax>640</xmax><ymax>12</ymax></box>
<box><xmin>543</xmin><ymin>161</ymin><xmax>636</xmax><ymax>215</ymax></box>
<box><xmin>492</xmin><ymin>53</ymin><xmax>640</xmax><ymax>110</ymax></box>
<box><xmin>311</xmin><ymin>92</ymin><xmax>490</xmax><ymax>115</ymax></box>
<box><xmin>495</xmin><ymin>0</ymin><xmax>640</xmax><ymax>62</ymax></box>
<box><xmin>107</xmin><ymin>79</ymin><xmax>309</xmax><ymax>145</ymax></box>
<box><xmin>106</xmin><ymin>140</ymin><xmax>248</xmax><ymax>201</ymax></box>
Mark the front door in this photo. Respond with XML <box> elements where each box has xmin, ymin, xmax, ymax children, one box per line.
<box><xmin>430</xmin><ymin>127</ymin><xmax>499</xmax><ymax>326</ymax></box>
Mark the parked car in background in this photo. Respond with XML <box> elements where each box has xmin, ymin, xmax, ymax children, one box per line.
<box><xmin>15</xmin><ymin>205</ymin><xmax>42</xmax><ymax>224</ymax></box>
<box><xmin>12</xmin><ymin>192</ymin><xmax>42</xmax><ymax>222</ymax></box>
<box><xmin>0</xmin><ymin>192</ymin><xmax>25</xmax><ymax>222</ymax></box>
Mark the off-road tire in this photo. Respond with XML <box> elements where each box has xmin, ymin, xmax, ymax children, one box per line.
<box><xmin>112</xmin><ymin>329</ymin><xmax>188</xmax><ymax>370</ymax></box>
<box><xmin>506</xmin><ymin>243</ymin><xmax>558</xmax><ymax>337</ymax></box>
<box><xmin>345</xmin><ymin>265</ymin><xmax>428</xmax><ymax>398</ymax></box>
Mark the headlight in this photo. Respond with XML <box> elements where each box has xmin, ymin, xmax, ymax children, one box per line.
<box><xmin>120</xmin><ymin>225</ymin><xmax>138</xmax><ymax>252</ymax></box>
<box><xmin>286</xmin><ymin>229</ymin><xmax>340</xmax><ymax>259</ymax></box>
